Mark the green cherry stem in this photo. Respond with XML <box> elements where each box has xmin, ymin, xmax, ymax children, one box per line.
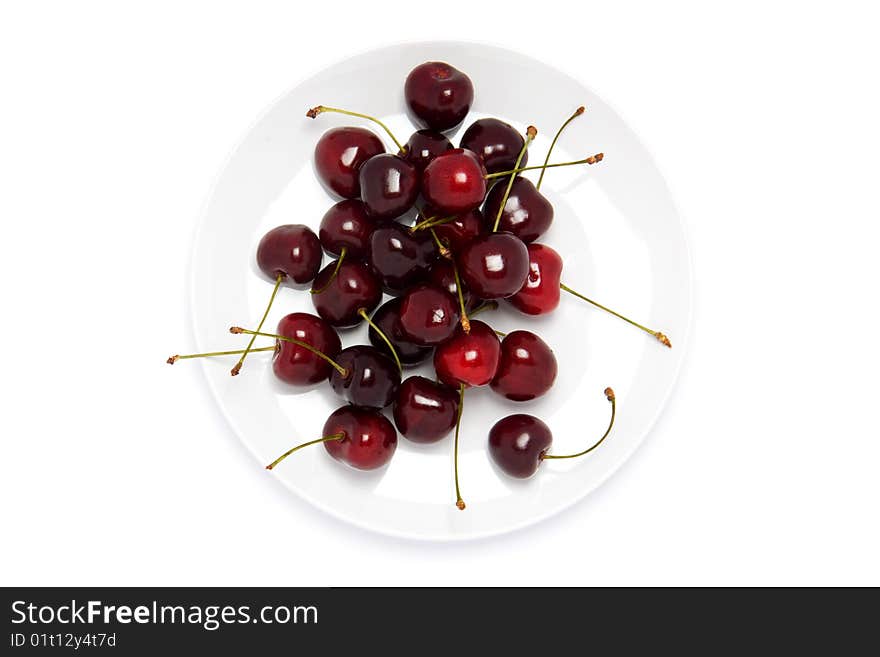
<box><xmin>493</xmin><ymin>329</ymin><xmax>507</xmax><ymax>338</ymax></box>
<box><xmin>412</xmin><ymin>215</ymin><xmax>457</xmax><ymax>232</ymax></box>
<box><xmin>466</xmin><ymin>300</ymin><xmax>499</xmax><ymax>318</ymax></box>
<box><xmin>167</xmin><ymin>345</ymin><xmax>275</xmax><ymax>364</ymax></box>
<box><xmin>451</xmin><ymin>258</ymin><xmax>471</xmax><ymax>333</ymax></box>
<box><xmin>265</xmin><ymin>433</ymin><xmax>345</xmax><ymax>470</ymax></box>
<box><xmin>358</xmin><ymin>308</ymin><xmax>402</xmax><ymax>372</ymax></box>
<box><xmin>559</xmin><ymin>283</ymin><xmax>671</xmax><ymax>348</ymax></box>
<box><xmin>311</xmin><ymin>248</ymin><xmax>346</xmax><ymax>295</ymax></box>
<box><xmin>492</xmin><ymin>126</ymin><xmax>537</xmax><ymax>233</ymax></box>
<box><xmin>229</xmin><ymin>327</ymin><xmax>349</xmax><ymax>376</ymax></box>
<box><xmin>307</xmin><ymin>105</ymin><xmax>404</xmax><ymax>153</ymax></box>
<box><xmin>231</xmin><ymin>273</ymin><xmax>283</xmax><ymax>376</ymax></box>
<box><xmin>429</xmin><ymin>227</ymin><xmax>451</xmax><ymax>258</ymax></box>
<box><xmin>485</xmin><ymin>152</ymin><xmax>604</xmax><ymax>180</ymax></box>
<box><xmin>542</xmin><ymin>388</ymin><xmax>616</xmax><ymax>460</ymax></box>
<box><xmin>454</xmin><ymin>382</ymin><xmax>466</xmax><ymax>510</ymax></box>
<box><xmin>537</xmin><ymin>106</ymin><xmax>585</xmax><ymax>190</ymax></box>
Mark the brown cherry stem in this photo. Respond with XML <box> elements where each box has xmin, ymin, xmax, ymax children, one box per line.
<box><xmin>451</xmin><ymin>259</ymin><xmax>470</xmax><ymax>333</ymax></box>
<box><xmin>559</xmin><ymin>283</ymin><xmax>671</xmax><ymax>348</ymax></box>
<box><xmin>454</xmin><ymin>382</ymin><xmax>466</xmax><ymax>510</ymax></box>
<box><xmin>492</xmin><ymin>126</ymin><xmax>537</xmax><ymax>233</ymax></box>
<box><xmin>485</xmin><ymin>153</ymin><xmax>604</xmax><ymax>180</ymax></box>
<box><xmin>542</xmin><ymin>388</ymin><xmax>616</xmax><ymax>459</ymax></box>
<box><xmin>311</xmin><ymin>248</ymin><xmax>346</xmax><ymax>295</ymax></box>
<box><xmin>265</xmin><ymin>433</ymin><xmax>345</xmax><ymax>470</ymax></box>
<box><xmin>537</xmin><ymin>106</ymin><xmax>585</xmax><ymax>190</ymax></box>
<box><xmin>307</xmin><ymin>105</ymin><xmax>404</xmax><ymax>153</ymax></box>
<box><xmin>229</xmin><ymin>327</ymin><xmax>349</xmax><ymax>376</ymax></box>
<box><xmin>231</xmin><ymin>273</ymin><xmax>283</xmax><ymax>376</ymax></box>
<box><xmin>167</xmin><ymin>345</ymin><xmax>275</xmax><ymax>364</ymax></box>
<box><xmin>358</xmin><ymin>308</ymin><xmax>402</xmax><ymax>372</ymax></box>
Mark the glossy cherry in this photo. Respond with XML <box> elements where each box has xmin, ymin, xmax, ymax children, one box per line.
<box><xmin>403</xmin><ymin>129</ymin><xmax>454</xmax><ymax>172</ymax></box>
<box><xmin>508</xmin><ymin>242</ymin><xmax>562</xmax><ymax>315</ymax></box>
<box><xmin>271</xmin><ymin>313</ymin><xmax>342</xmax><ymax>386</ymax></box>
<box><xmin>483</xmin><ymin>177</ymin><xmax>554</xmax><ymax>243</ymax></box>
<box><xmin>318</xmin><ymin>199</ymin><xmax>376</xmax><ymax>258</ymax></box>
<box><xmin>457</xmin><ymin>232</ymin><xmax>529</xmax><ymax>299</ymax></box>
<box><xmin>368</xmin><ymin>223</ymin><xmax>437</xmax><ymax>295</ymax></box>
<box><xmin>490</xmin><ymin>330</ymin><xmax>558</xmax><ymax>401</ymax></box>
<box><xmin>426</xmin><ymin>207</ymin><xmax>486</xmax><ymax>251</ymax></box>
<box><xmin>256</xmin><ymin>224</ymin><xmax>322</xmax><ymax>285</ymax></box>
<box><xmin>329</xmin><ymin>345</ymin><xmax>400</xmax><ymax>409</ymax></box>
<box><xmin>393</xmin><ymin>376</ymin><xmax>460</xmax><ymax>443</ymax></box>
<box><xmin>398</xmin><ymin>283</ymin><xmax>460</xmax><ymax>346</ymax></box>
<box><xmin>421</xmin><ymin>149</ymin><xmax>487</xmax><ymax>215</ymax></box>
<box><xmin>460</xmin><ymin>118</ymin><xmax>527</xmax><ymax>174</ymax></box>
<box><xmin>313</xmin><ymin>127</ymin><xmax>384</xmax><ymax>198</ymax></box>
<box><xmin>404</xmin><ymin>62</ymin><xmax>474</xmax><ymax>132</ymax></box>
<box><xmin>358</xmin><ymin>153</ymin><xmax>420</xmax><ymax>220</ymax></box>
<box><xmin>433</xmin><ymin>320</ymin><xmax>501</xmax><ymax>388</ymax></box>
<box><xmin>367</xmin><ymin>297</ymin><xmax>433</xmax><ymax>367</ymax></box>
<box><xmin>265</xmin><ymin>406</ymin><xmax>397</xmax><ymax>471</ymax></box>
<box><xmin>427</xmin><ymin>259</ymin><xmax>471</xmax><ymax>308</ymax></box>
<box><xmin>311</xmin><ymin>259</ymin><xmax>382</xmax><ymax>328</ymax></box>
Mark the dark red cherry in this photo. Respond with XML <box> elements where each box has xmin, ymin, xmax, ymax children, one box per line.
<box><xmin>367</xmin><ymin>298</ymin><xmax>433</xmax><ymax>367</ymax></box>
<box><xmin>393</xmin><ymin>376</ymin><xmax>460</xmax><ymax>444</ymax></box>
<box><xmin>398</xmin><ymin>283</ymin><xmax>460</xmax><ymax>346</ymax></box>
<box><xmin>421</xmin><ymin>149</ymin><xmax>487</xmax><ymax>216</ymax></box>
<box><xmin>256</xmin><ymin>224</ymin><xmax>322</xmax><ymax>285</ymax></box>
<box><xmin>311</xmin><ymin>260</ymin><xmax>382</xmax><ymax>328</ymax></box>
<box><xmin>403</xmin><ymin>129</ymin><xmax>454</xmax><ymax>172</ymax></box>
<box><xmin>358</xmin><ymin>154</ymin><xmax>420</xmax><ymax>220</ymax></box>
<box><xmin>490</xmin><ymin>331</ymin><xmax>558</xmax><ymax>401</ymax></box>
<box><xmin>483</xmin><ymin>177</ymin><xmax>554</xmax><ymax>243</ymax></box>
<box><xmin>428</xmin><ymin>207</ymin><xmax>486</xmax><ymax>251</ymax></box>
<box><xmin>457</xmin><ymin>232</ymin><xmax>529</xmax><ymax>299</ymax></box>
<box><xmin>368</xmin><ymin>224</ymin><xmax>437</xmax><ymax>295</ymax></box>
<box><xmin>433</xmin><ymin>320</ymin><xmax>501</xmax><ymax>388</ymax></box>
<box><xmin>318</xmin><ymin>200</ymin><xmax>377</xmax><ymax>257</ymax></box>
<box><xmin>314</xmin><ymin>127</ymin><xmax>385</xmax><ymax>198</ymax></box>
<box><xmin>427</xmin><ymin>259</ymin><xmax>468</xmax><ymax>304</ymax></box>
<box><xmin>404</xmin><ymin>62</ymin><xmax>474</xmax><ymax>132</ymax></box>
<box><xmin>488</xmin><ymin>414</ymin><xmax>552</xmax><ymax>479</ymax></box>
<box><xmin>508</xmin><ymin>243</ymin><xmax>562</xmax><ymax>315</ymax></box>
<box><xmin>323</xmin><ymin>406</ymin><xmax>397</xmax><ymax>470</ymax></box>
<box><xmin>460</xmin><ymin>118</ymin><xmax>527</xmax><ymax>174</ymax></box>
<box><xmin>329</xmin><ymin>345</ymin><xmax>400</xmax><ymax>409</ymax></box>
<box><xmin>272</xmin><ymin>313</ymin><xmax>342</xmax><ymax>385</ymax></box>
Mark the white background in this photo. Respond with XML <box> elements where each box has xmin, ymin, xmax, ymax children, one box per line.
<box><xmin>2</xmin><ymin>1</ymin><xmax>878</xmax><ymax>586</ymax></box>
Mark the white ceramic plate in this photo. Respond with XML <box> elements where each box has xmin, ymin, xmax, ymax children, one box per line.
<box><xmin>191</xmin><ymin>41</ymin><xmax>691</xmax><ymax>541</ymax></box>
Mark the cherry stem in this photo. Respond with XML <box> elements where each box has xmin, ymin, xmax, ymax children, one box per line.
<box><xmin>307</xmin><ymin>105</ymin><xmax>404</xmax><ymax>153</ymax></box>
<box><xmin>265</xmin><ymin>433</ymin><xmax>345</xmax><ymax>470</ymax></box>
<box><xmin>229</xmin><ymin>326</ymin><xmax>349</xmax><ymax>376</ymax></box>
<box><xmin>467</xmin><ymin>300</ymin><xmax>499</xmax><ymax>318</ymax></box>
<box><xmin>492</xmin><ymin>126</ymin><xmax>537</xmax><ymax>233</ymax></box>
<box><xmin>311</xmin><ymin>248</ymin><xmax>346</xmax><ymax>295</ymax></box>
<box><xmin>167</xmin><ymin>345</ymin><xmax>276</xmax><ymax>364</ymax></box>
<box><xmin>358</xmin><ymin>308</ymin><xmax>402</xmax><ymax>372</ymax></box>
<box><xmin>451</xmin><ymin>259</ymin><xmax>471</xmax><ymax>333</ymax></box>
<box><xmin>453</xmin><ymin>382</ymin><xmax>466</xmax><ymax>510</ymax></box>
<box><xmin>537</xmin><ymin>106</ymin><xmax>585</xmax><ymax>191</ymax></box>
<box><xmin>429</xmin><ymin>227</ymin><xmax>450</xmax><ymax>258</ymax></box>
<box><xmin>231</xmin><ymin>274</ymin><xmax>283</xmax><ymax>376</ymax></box>
<box><xmin>543</xmin><ymin>388</ymin><xmax>616</xmax><ymax>459</ymax></box>
<box><xmin>412</xmin><ymin>215</ymin><xmax>457</xmax><ymax>231</ymax></box>
<box><xmin>485</xmin><ymin>153</ymin><xmax>604</xmax><ymax>180</ymax></box>
<box><xmin>494</xmin><ymin>329</ymin><xmax>507</xmax><ymax>338</ymax></box>
<box><xmin>559</xmin><ymin>283</ymin><xmax>671</xmax><ymax>347</ymax></box>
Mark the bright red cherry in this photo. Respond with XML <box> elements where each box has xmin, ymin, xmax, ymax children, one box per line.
<box><xmin>367</xmin><ymin>298</ymin><xmax>433</xmax><ymax>367</ymax></box>
<box><xmin>403</xmin><ymin>129</ymin><xmax>454</xmax><ymax>172</ymax></box>
<box><xmin>311</xmin><ymin>259</ymin><xmax>381</xmax><ymax>328</ymax></box>
<box><xmin>508</xmin><ymin>242</ymin><xmax>562</xmax><ymax>315</ymax></box>
<box><xmin>433</xmin><ymin>320</ymin><xmax>501</xmax><ymax>388</ymax></box>
<box><xmin>358</xmin><ymin>153</ymin><xmax>420</xmax><ymax>220</ymax></box>
<box><xmin>490</xmin><ymin>330</ymin><xmax>558</xmax><ymax>401</ymax></box>
<box><xmin>457</xmin><ymin>232</ymin><xmax>529</xmax><ymax>299</ymax></box>
<box><xmin>404</xmin><ymin>62</ymin><xmax>474</xmax><ymax>132</ymax></box>
<box><xmin>272</xmin><ymin>313</ymin><xmax>342</xmax><ymax>386</ymax></box>
<box><xmin>460</xmin><ymin>118</ymin><xmax>527</xmax><ymax>174</ymax></box>
<box><xmin>318</xmin><ymin>200</ymin><xmax>377</xmax><ymax>258</ymax></box>
<box><xmin>421</xmin><ymin>149</ymin><xmax>487</xmax><ymax>216</ymax></box>
<box><xmin>329</xmin><ymin>345</ymin><xmax>400</xmax><ymax>409</ymax></box>
<box><xmin>393</xmin><ymin>376</ymin><xmax>460</xmax><ymax>444</ymax></box>
<box><xmin>368</xmin><ymin>223</ymin><xmax>437</xmax><ymax>295</ymax></box>
<box><xmin>427</xmin><ymin>207</ymin><xmax>486</xmax><ymax>251</ymax></box>
<box><xmin>483</xmin><ymin>177</ymin><xmax>554</xmax><ymax>243</ymax></box>
<box><xmin>398</xmin><ymin>283</ymin><xmax>460</xmax><ymax>346</ymax></box>
<box><xmin>256</xmin><ymin>224</ymin><xmax>322</xmax><ymax>285</ymax></box>
<box><xmin>314</xmin><ymin>127</ymin><xmax>385</xmax><ymax>198</ymax></box>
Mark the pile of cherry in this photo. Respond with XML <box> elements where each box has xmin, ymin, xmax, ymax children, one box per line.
<box><xmin>169</xmin><ymin>62</ymin><xmax>670</xmax><ymax>510</ymax></box>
